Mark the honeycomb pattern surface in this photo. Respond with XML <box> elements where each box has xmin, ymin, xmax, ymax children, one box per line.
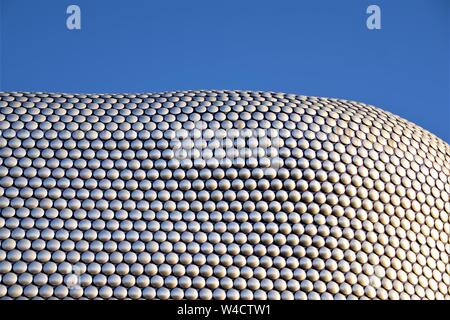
<box><xmin>0</xmin><ymin>91</ymin><xmax>449</xmax><ymax>300</ymax></box>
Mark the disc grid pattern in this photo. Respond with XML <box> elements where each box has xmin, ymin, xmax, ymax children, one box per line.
<box><xmin>0</xmin><ymin>91</ymin><xmax>449</xmax><ymax>300</ymax></box>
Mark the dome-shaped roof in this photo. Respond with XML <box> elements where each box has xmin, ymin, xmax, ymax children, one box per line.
<box><xmin>0</xmin><ymin>90</ymin><xmax>448</xmax><ymax>300</ymax></box>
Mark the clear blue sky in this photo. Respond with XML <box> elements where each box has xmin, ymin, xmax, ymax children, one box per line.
<box><xmin>1</xmin><ymin>0</ymin><xmax>449</xmax><ymax>142</ymax></box>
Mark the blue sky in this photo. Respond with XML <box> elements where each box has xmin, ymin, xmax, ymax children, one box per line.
<box><xmin>0</xmin><ymin>0</ymin><xmax>449</xmax><ymax>142</ymax></box>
